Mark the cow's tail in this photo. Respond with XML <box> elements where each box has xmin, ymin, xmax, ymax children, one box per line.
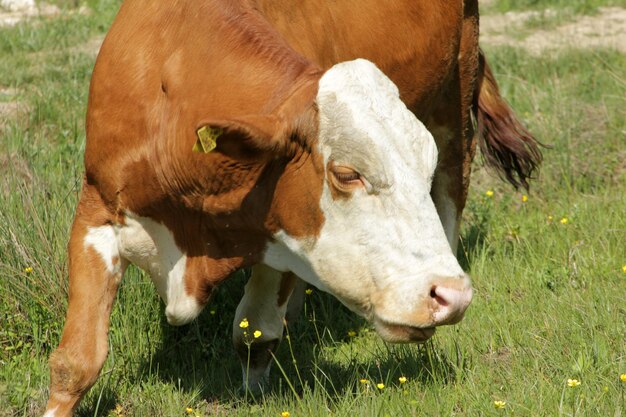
<box><xmin>473</xmin><ymin>49</ymin><xmax>544</xmax><ymax>189</ymax></box>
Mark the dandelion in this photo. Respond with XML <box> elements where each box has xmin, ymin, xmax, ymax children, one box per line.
<box><xmin>24</xmin><ymin>267</ymin><xmax>33</xmax><ymax>273</ymax></box>
<box><xmin>620</xmin><ymin>374</ymin><xmax>626</xmax><ymax>383</ymax></box>
<box><xmin>305</xmin><ymin>288</ymin><xmax>313</xmax><ymax>295</ymax></box>
<box><xmin>567</xmin><ymin>378</ymin><xmax>581</xmax><ymax>387</ymax></box>
<box><xmin>548</xmin><ymin>215</ymin><xmax>553</xmax><ymax>221</ymax></box>
<box><xmin>560</xmin><ymin>217</ymin><xmax>568</xmax><ymax>225</ymax></box>
<box><xmin>485</xmin><ymin>190</ymin><xmax>494</xmax><ymax>197</ymax></box>
<box><xmin>398</xmin><ymin>376</ymin><xmax>407</xmax><ymax>384</ymax></box>
<box><xmin>622</xmin><ymin>265</ymin><xmax>626</xmax><ymax>274</ymax></box>
<box><xmin>281</xmin><ymin>412</ymin><xmax>290</xmax><ymax>417</ymax></box>
<box><xmin>521</xmin><ymin>194</ymin><xmax>528</xmax><ymax>202</ymax></box>
<box><xmin>493</xmin><ymin>400</ymin><xmax>506</xmax><ymax>409</ymax></box>
<box><xmin>253</xmin><ymin>330</ymin><xmax>262</xmax><ymax>339</ymax></box>
<box><xmin>376</xmin><ymin>383</ymin><xmax>385</xmax><ymax>390</ymax></box>
<box><xmin>239</xmin><ymin>318</ymin><xmax>249</xmax><ymax>329</ymax></box>
<box><xmin>359</xmin><ymin>378</ymin><xmax>369</xmax><ymax>384</ymax></box>
<box><xmin>185</xmin><ymin>407</ymin><xmax>194</xmax><ymax>414</ymax></box>
<box><xmin>347</xmin><ymin>330</ymin><xmax>356</xmax><ymax>337</ymax></box>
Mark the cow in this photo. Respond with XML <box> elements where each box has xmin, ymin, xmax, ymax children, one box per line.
<box><xmin>43</xmin><ymin>0</ymin><xmax>541</xmax><ymax>415</ymax></box>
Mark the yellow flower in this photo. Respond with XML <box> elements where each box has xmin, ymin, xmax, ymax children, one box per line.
<box><xmin>253</xmin><ymin>330</ymin><xmax>262</xmax><ymax>338</ymax></box>
<box><xmin>359</xmin><ymin>378</ymin><xmax>369</xmax><ymax>384</ymax></box>
<box><xmin>560</xmin><ymin>217</ymin><xmax>568</xmax><ymax>225</ymax></box>
<box><xmin>567</xmin><ymin>378</ymin><xmax>581</xmax><ymax>387</ymax></box>
<box><xmin>185</xmin><ymin>407</ymin><xmax>194</xmax><ymax>414</ymax></box>
<box><xmin>239</xmin><ymin>318</ymin><xmax>249</xmax><ymax>329</ymax></box>
<box><xmin>347</xmin><ymin>330</ymin><xmax>356</xmax><ymax>337</ymax></box>
<box><xmin>398</xmin><ymin>376</ymin><xmax>407</xmax><ymax>384</ymax></box>
<box><xmin>521</xmin><ymin>194</ymin><xmax>528</xmax><ymax>202</ymax></box>
<box><xmin>305</xmin><ymin>288</ymin><xmax>313</xmax><ymax>295</ymax></box>
<box><xmin>622</xmin><ymin>265</ymin><xmax>626</xmax><ymax>274</ymax></box>
<box><xmin>281</xmin><ymin>412</ymin><xmax>290</xmax><ymax>417</ymax></box>
<box><xmin>620</xmin><ymin>374</ymin><xmax>626</xmax><ymax>382</ymax></box>
<box><xmin>376</xmin><ymin>383</ymin><xmax>385</xmax><ymax>390</ymax></box>
<box><xmin>548</xmin><ymin>215</ymin><xmax>553</xmax><ymax>221</ymax></box>
<box><xmin>493</xmin><ymin>400</ymin><xmax>506</xmax><ymax>409</ymax></box>
<box><xmin>114</xmin><ymin>404</ymin><xmax>124</xmax><ymax>416</ymax></box>
<box><xmin>209</xmin><ymin>309</ymin><xmax>216</xmax><ymax>315</ymax></box>
<box><xmin>485</xmin><ymin>190</ymin><xmax>494</xmax><ymax>197</ymax></box>
<box><xmin>24</xmin><ymin>267</ymin><xmax>33</xmax><ymax>273</ymax></box>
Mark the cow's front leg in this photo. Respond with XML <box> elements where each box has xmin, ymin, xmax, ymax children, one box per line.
<box><xmin>232</xmin><ymin>264</ymin><xmax>297</xmax><ymax>394</ymax></box>
<box><xmin>429</xmin><ymin>3</ymin><xmax>479</xmax><ymax>255</ymax></box>
<box><xmin>45</xmin><ymin>186</ymin><xmax>126</xmax><ymax>417</ymax></box>
<box><xmin>428</xmin><ymin>124</ymin><xmax>471</xmax><ymax>255</ymax></box>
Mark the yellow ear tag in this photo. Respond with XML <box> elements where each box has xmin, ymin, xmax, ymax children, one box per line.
<box><xmin>192</xmin><ymin>125</ymin><xmax>222</xmax><ymax>153</ymax></box>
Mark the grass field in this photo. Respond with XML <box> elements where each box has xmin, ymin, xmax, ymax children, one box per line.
<box><xmin>1</xmin><ymin>0</ymin><xmax>625</xmax><ymax>416</ymax></box>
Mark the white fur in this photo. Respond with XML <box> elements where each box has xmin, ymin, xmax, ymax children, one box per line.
<box><xmin>42</xmin><ymin>407</ymin><xmax>58</xmax><ymax>417</ymax></box>
<box><xmin>84</xmin><ymin>225</ymin><xmax>121</xmax><ymax>276</ymax></box>
<box><xmin>117</xmin><ymin>212</ymin><xmax>201</xmax><ymax>325</ymax></box>
<box><xmin>264</xmin><ymin>59</ymin><xmax>467</xmax><ymax>327</ymax></box>
<box><xmin>263</xmin><ymin>232</ymin><xmax>327</xmax><ymax>292</ymax></box>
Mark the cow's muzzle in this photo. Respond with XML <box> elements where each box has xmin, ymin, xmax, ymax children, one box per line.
<box><xmin>372</xmin><ymin>274</ymin><xmax>473</xmax><ymax>343</ymax></box>
<box><xmin>374</xmin><ymin>319</ymin><xmax>436</xmax><ymax>343</ymax></box>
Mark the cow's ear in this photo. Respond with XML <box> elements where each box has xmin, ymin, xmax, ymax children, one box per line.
<box><xmin>195</xmin><ymin>78</ymin><xmax>320</xmax><ymax>157</ymax></box>
<box><xmin>195</xmin><ymin>107</ymin><xmax>317</xmax><ymax>158</ymax></box>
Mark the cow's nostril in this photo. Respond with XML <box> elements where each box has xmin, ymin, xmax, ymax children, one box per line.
<box><xmin>430</xmin><ymin>286</ymin><xmax>449</xmax><ymax>307</ymax></box>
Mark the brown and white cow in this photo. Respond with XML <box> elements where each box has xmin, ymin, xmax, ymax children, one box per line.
<box><xmin>44</xmin><ymin>0</ymin><xmax>541</xmax><ymax>415</ymax></box>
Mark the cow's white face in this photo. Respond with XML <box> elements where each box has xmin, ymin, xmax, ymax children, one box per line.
<box><xmin>264</xmin><ymin>59</ymin><xmax>472</xmax><ymax>342</ymax></box>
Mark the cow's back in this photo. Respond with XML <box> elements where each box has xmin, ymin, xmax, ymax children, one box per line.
<box><xmin>256</xmin><ymin>0</ymin><xmax>465</xmax><ymax>120</ymax></box>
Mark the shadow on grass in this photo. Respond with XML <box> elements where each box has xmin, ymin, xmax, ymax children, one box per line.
<box><xmin>458</xmin><ymin>223</ymin><xmax>488</xmax><ymax>270</ymax></box>
<box><xmin>134</xmin><ymin>270</ymin><xmax>462</xmax><ymax>407</ymax></box>
<box><xmin>76</xmin><ymin>386</ymin><xmax>119</xmax><ymax>417</ymax></box>
<box><xmin>458</xmin><ymin>197</ymin><xmax>493</xmax><ymax>271</ymax></box>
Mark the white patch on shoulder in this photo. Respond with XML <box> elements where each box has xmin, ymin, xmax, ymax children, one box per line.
<box><xmin>84</xmin><ymin>225</ymin><xmax>120</xmax><ymax>275</ymax></box>
<box><xmin>117</xmin><ymin>212</ymin><xmax>201</xmax><ymax>325</ymax></box>
<box><xmin>42</xmin><ymin>407</ymin><xmax>58</xmax><ymax>417</ymax></box>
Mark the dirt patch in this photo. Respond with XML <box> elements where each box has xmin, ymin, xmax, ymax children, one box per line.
<box><xmin>0</xmin><ymin>0</ymin><xmax>59</xmax><ymax>27</ymax></box>
<box><xmin>481</xmin><ymin>7</ymin><xmax>626</xmax><ymax>55</ymax></box>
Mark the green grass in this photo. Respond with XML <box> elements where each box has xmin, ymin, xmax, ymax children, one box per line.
<box><xmin>1</xmin><ymin>1</ymin><xmax>625</xmax><ymax>416</ymax></box>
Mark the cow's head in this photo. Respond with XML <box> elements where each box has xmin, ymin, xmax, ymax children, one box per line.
<box><xmin>203</xmin><ymin>59</ymin><xmax>472</xmax><ymax>342</ymax></box>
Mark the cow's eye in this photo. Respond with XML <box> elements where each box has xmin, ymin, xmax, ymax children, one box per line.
<box><xmin>333</xmin><ymin>166</ymin><xmax>360</xmax><ymax>183</ymax></box>
<box><xmin>330</xmin><ymin>164</ymin><xmax>363</xmax><ymax>189</ymax></box>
